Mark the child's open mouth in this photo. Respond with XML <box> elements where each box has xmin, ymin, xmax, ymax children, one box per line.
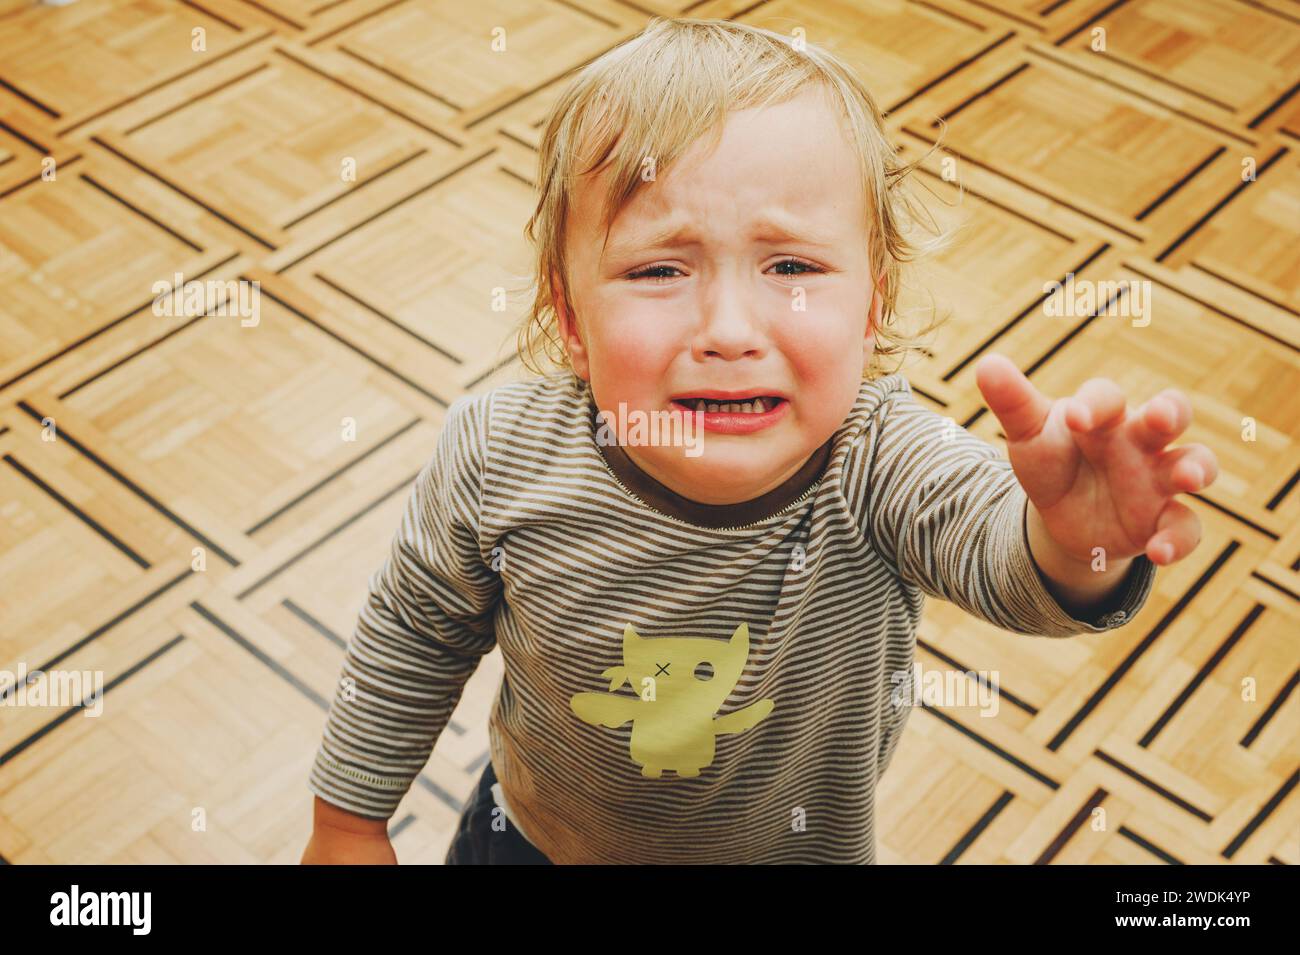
<box><xmin>668</xmin><ymin>393</ymin><xmax>790</xmax><ymax>435</ymax></box>
<box><xmin>672</xmin><ymin>396</ymin><xmax>783</xmax><ymax>413</ymax></box>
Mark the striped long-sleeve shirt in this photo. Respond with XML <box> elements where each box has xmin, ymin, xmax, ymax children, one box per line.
<box><xmin>308</xmin><ymin>370</ymin><xmax>1157</xmax><ymax>864</ymax></box>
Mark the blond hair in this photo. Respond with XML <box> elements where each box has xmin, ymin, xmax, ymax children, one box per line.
<box><xmin>516</xmin><ymin>16</ymin><xmax>951</xmax><ymax>381</ymax></box>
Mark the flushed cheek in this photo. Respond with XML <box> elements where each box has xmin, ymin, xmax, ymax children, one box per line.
<box><xmin>773</xmin><ymin>312</ymin><xmax>863</xmax><ymax>362</ymax></box>
<box><xmin>774</xmin><ymin>328</ymin><xmax>863</xmax><ymax>401</ymax></box>
<box><xmin>591</xmin><ymin>360</ymin><xmax>673</xmax><ymax>419</ymax></box>
<box><xmin>592</xmin><ymin>315</ymin><xmax>681</xmax><ymax>373</ymax></box>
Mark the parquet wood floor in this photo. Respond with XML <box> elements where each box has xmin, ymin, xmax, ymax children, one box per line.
<box><xmin>0</xmin><ymin>0</ymin><xmax>1296</xmax><ymax>864</ymax></box>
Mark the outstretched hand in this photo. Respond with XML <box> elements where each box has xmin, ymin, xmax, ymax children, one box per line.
<box><xmin>974</xmin><ymin>353</ymin><xmax>1217</xmax><ymax>568</ymax></box>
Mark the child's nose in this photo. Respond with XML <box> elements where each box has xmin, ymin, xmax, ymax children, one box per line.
<box><xmin>692</xmin><ymin>285</ymin><xmax>767</xmax><ymax>360</ymax></box>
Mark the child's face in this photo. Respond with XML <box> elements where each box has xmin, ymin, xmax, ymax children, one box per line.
<box><xmin>558</xmin><ymin>85</ymin><xmax>882</xmax><ymax>505</ymax></box>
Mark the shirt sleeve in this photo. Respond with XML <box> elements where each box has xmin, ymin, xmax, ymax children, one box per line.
<box><xmin>307</xmin><ymin>392</ymin><xmax>502</xmax><ymax>819</ymax></box>
<box><xmin>859</xmin><ymin>381</ymin><xmax>1157</xmax><ymax>638</ymax></box>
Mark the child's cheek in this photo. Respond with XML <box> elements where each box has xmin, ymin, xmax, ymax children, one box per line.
<box><xmin>595</xmin><ymin>313</ymin><xmax>682</xmax><ymax>382</ymax></box>
<box><xmin>775</xmin><ymin>320</ymin><xmax>864</xmax><ymax>391</ymax></box>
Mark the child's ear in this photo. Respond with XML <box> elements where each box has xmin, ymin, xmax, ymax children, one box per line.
<box><xmin>865</xmin><ymin>268</ymin><xmax>885</xmax><ymax>348</ymax></box>
<box><xmin>551</xmin><ymin>269</ymin><xmax>591</xmax><ymax>381</ymax></box>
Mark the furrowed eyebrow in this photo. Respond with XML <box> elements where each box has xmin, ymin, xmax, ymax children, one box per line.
<box><xmin>605</xmin><ymin>217</ymin><xmax>835</xmax><ymax>261</ymax></box>
<box><xmin>748</xmin><ymin>222</ymin><xmax>836</xmax><ymax>247</ymax></box>
<box><xmin>604</xmin><ymin>224</ymin><xmax>701</xmax><ymax>260</ymax></box>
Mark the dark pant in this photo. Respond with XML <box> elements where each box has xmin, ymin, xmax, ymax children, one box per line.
<box><xmin>444</xmin><ymin>760</ymin><xmax>553</xmax><ymax>865</ymax></box>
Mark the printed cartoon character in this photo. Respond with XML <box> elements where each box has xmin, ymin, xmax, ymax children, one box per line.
<box><xmin>570</xmin><ymin>621</ymin><xmax>774</xmax><ymax>778</ymax></box>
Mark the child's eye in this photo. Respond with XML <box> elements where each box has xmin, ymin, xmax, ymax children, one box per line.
<box><xmin>626</xmin><ymin>265</ymin><xmax>682</xmax><ymax>282</ymax></box>
<box><xmin>771</xmin><ymin>258</ymin><xmax>825</xmax><ymax>276</ymax></box>
<box><xmin>626</xmin><ymin>259</ymin><xmax>825</xmax><ymax>282</ymax></box>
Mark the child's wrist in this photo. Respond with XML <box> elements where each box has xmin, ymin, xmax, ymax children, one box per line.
<box><xmin>1025</xmin><ymin>499</ymin><xmax>1134</xmax><ymax>616</ymax></box>
<box><xmin>313</xmin><ymin>796</ymin><xmax>391</xmax><ymax>837</ymax></box>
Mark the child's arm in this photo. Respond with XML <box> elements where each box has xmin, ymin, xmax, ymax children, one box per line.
<box><xmin>860</xmin><ymin>357</ymin><xmax>1214</xmax><ymax>637</ymax></box>
<box><xmin>302</xmin><ymin>394</ymin><xmax>501</xmax><ymax>862</ymax></box>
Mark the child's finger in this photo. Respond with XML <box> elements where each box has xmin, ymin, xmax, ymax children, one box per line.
<box><xmin>1066</xmin><ymin>378</ymin><xmax>1126</xmax><ymax>433</ymax></box>
<box><xmin>974</xmin><ymin>352</ymin><xmax>1052</xmax><ymax>442</ymax></box>
<box><xmin>1156</xmin><ymin>444</ymin><xmax>1219</xmax><ymax>495</ymax></box>
<box><xmin>1145</xmin><ymin>499</ymin><xmax>1202</xmax><ymax>565</ymax></box>
<box><xmin>1131</xmin><ymin>389</ymin><xmax>1192</xmax><ymax>451</ymax></box>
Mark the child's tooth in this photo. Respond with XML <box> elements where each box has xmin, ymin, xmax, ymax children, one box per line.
<box><xmin>689</xmin><ymin>398</ymin><xmax>786</xmax><ymax>413</ymax></box>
